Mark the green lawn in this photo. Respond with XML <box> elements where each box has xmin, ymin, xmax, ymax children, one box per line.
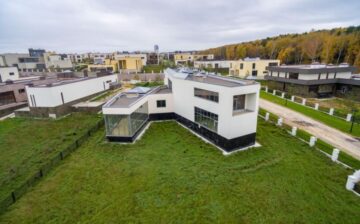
<box><xmin>0</xmin><ymin>120</ymin><xmax>359</xmax><ymax>223</ymax></box>
<box><xmin>0</xmin><ymin>113</ymin><xmax>101</xmax><ymax>202</ymax></box>
<box><xmin>260</xmin><ymin>91</ymin><xmax>360</xmax><ymax>137</ymax></box>
<box><xmin>143</xmin><ymin>64</ymin><xmax>166</xmax><ymax>73</ymax></box>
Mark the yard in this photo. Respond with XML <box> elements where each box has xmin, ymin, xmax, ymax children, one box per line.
<box><xmin>306</xmin><ymin>97</ymin><xmax>360</xmax><ymax>115</ymax></box>
<box><xmin>0</xmin><ymin>120</ymin><xmax>359</xmax><ymax>223</ymax></box>
<box><xmin>260</xmin><ymin>91</ymin><xmax>360</xmax><ymax>137</ymax></box>
<box><xmin>0</xmin><ymin>113</ymin><xmax>102</xmax><ymax>203</ymax></box>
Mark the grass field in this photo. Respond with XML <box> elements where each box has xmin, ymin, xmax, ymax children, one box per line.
<box><xmin>260</xmin><ymin>91</ymin><xmax>360</xmax><ymax>137</ymax></box>
<box><xmin>0</xmin><ymin>113</ymin><xmax>101</xmax><ymax>202</ymax></box>
<box><xmin>0</xmin><ymin>120</ymin><xmax>359</xmax><ymax>223</ymax></box>
<box><xmin>307</xmin><ymin>97</ymin><xmax>360</xmax><ymax>115</ymax></box>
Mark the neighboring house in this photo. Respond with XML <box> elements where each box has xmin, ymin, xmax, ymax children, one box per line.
<box><xmin>69</xmin><ymin>53</ymin><xmax>90</xmax><ymax>63</ymax></box>
<box><xmin>90</xmin><ymin>53</ymin><xmax>113</xmax><ymax>65</ymax></box>
<box><xmin>174</xmin><ymin>53</ymin><xmax>194</xmax><ymax>65</ymax></box>
<box><xmin>44</xmin><ymin>52</ymin><xmax>73</xmax><ymax>71</ymax></box>
<box><xmin>194</xmin><ymin>60</ymin><xmax>232</xmax><ymax>69</ymax></box>
<box><xmin>117</xmin><ymin>57</ymin><xmax>143</xmax><ymax>73</ymax></box>
<box><xmin>229</xmin><ymin>58</ymin><xmax>280</xmax><ymax>79</ymax></box>
<box><xmin>24</xmin><ymin>74</ymin><xmax>118</xmax><ymax>118</ymax></box>
<box><xmin>0</xmin><ymin>53</ymin><xmax>29</xmax><ymax>67</ymax></box>
<box><xmin>193</xmin><ymin>54</ymin><xmax>215</xmax><ymax>61</ymax></box>
<box><xmin>102</xmin><ymin>68</ymin><xmax>260</xmax><ymax>153</ymax></box>
<box><xmin>0</xmin><ymin>67</ymin><xmax>20</xmax><ymax>82</ymax></box>
<box><xmin>114</xmin><ymin>53</ymin><xmax>147</xmax><ymax>66</ymax></box>
<box><xmin>265</xmin><ymin>63</ymin><xmax>359</xmax><ymax>98</ymax></box>
<box><xmin>88</xmin><ymin>59</ymin><xmax>118</xmax><ymax>73</ymax></box>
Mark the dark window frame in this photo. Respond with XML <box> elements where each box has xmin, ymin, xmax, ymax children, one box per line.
<box><xmin>194</xmin><ymin>88</ymin><xmax>219</xmax><ymax>103</ymax></box>
<box><xmin>156</xmin><ymin>100</ymin><xmax>166</xmax><ymax>108</ymax></box>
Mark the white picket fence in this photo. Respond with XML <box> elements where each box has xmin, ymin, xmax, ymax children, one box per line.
<box><xmin>261</xmin><ymin>86</ymin><xmax>353</xmax><ymax>122</ymax></box>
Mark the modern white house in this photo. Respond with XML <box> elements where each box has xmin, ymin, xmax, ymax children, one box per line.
<box><xmin>103</xmin><ymin>68</ymin><xmax>260</xmax><ymax>153</ymax></box>
<box><xmin>23</xmin><ymin>74</ymin><xmax>118</xmax><ymax>118</ymax></box>
<box><xmin>0</xmin><ymin>67</ymin><xmax>20</xmax><ymax>82</ymax></box>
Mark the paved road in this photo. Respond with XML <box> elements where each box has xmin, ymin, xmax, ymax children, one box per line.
<box><xmin>259</xmin><ymin>99</ymin><xmax>360</xmax><ymax>160</ymax></box>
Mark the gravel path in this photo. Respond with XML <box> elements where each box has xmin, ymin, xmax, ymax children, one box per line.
<box><xmin>260</xmin><ymin>99</ymin><xmax>360</xmax><ymax>160</ymax></box>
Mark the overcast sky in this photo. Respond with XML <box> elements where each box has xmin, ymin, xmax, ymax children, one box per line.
<box><xmin>0</xmin><ymin>0</ymin><xmax>359</xmax><ymax>53</ymax></box>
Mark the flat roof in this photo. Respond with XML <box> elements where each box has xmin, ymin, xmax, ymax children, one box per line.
<box><xmin>167</xmin><ymin>68</ymin><xmax>257</xmax><ymax>87</ymax></box>
<box><xmin>104</xmin><ymin>86</ymin><xmax>172</xmax><ymax>108</ymax></box>
<box><xmin>267</xmin><ymin>64</ymin><xmax>357</xmax><ymax>74</ymax></box>
<box><xmin>29</xmin><ymin>74</ymin><xmax>115</xmax><ymax>88</ymax></box>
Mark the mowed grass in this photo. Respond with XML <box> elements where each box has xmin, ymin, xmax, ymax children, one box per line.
<box><xmin>0</xmin><ymin>120</ymin><xmax>359</xmax><ymax>223</ymax></box>
<box><xmin>0</xmin><ymin>113</ymin><xmax>101</xmax><ymax>202</ymax></box>
<box><xmin>260</xmin><ymin>91</ymin><xmax>360</xmax><ymax>137</ymax></box>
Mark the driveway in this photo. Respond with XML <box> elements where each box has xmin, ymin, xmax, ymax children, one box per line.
<box><xmin>259</xmin><ymin>99</ymin><xmax>360</xmax><ymax>160</ymax></box>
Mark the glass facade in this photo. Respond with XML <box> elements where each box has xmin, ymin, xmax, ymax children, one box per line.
<box><xmin>105</xmin><ymin>102</ymin><xmax>148</xmax><ymax>137</ymax></box>
<box><xmin>194</xmin><ymin>88</ymin><xmax>219</xmax><ymax>103</ymax></box>
<box><xmin>194</xmin><ymin>107</ymin><xmax>218</xmax><ymax>132</ymax></box>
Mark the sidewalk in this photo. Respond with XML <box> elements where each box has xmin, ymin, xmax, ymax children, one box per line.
<box><xmin>260</xmin><ymin>99</ymin><xmax>360</xmax><ymax>160</ymax></box>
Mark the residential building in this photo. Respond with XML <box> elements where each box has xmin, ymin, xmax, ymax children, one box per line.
<box><xmin>102</xmin><ymin>68</ymin><xmax>260</xmax><ymax>153</ymax></box>
<box><xmin>193</xmin><ymin>54</ymin><xmax>215</xmax><ymax>61</ymax></box>
<box><xmin>88</xmin><ymin>59</ymin><xmax>118</xmax><ymax>72</ymax></box>
<box><xmin>23</xmin><ymin>74</ymin><xmax>118</xmax><ymax>118</ymax></box>
<box><xmin>117</xmin><ymin>57</ymin><xmax>143</xmax><ymax>72</ymax></box>
<box><xmin>0</xmin><ymin>67</ymin><xmax>20</xmax><ymax>82</ymax></box>
<box><xmin>44</xmin><ymin>52</ymin><xmax>73</xmax><ymax>71</ymax></box>
<box><xmin>69</xmin><ymin>53</ymin><xmax>90</xmax><ymax>63</ymax></box>
<box><xmin>194</xmin><ymin>60</ymin><xmax>232</xmax><ymax>69</ymax></box>
<box><xmin>265</xmin><ymin>63</ymin><xmax>359</xmax><ymax>98</ymax></box>
<box><xmin>28</xmin><ymin>48</ymin><xmax>45</xmax><ymax>57</ymax></box>
<box><xmin>229</xmin><ymin>58</ymin><xmax>280</xmax><ymax>79</ymax></box>
<box><xmin>17</xmin><ymin>56</ymin><xmax>46</xmax><ymax>72</ymax></box>
<box><xmin>90</xmin><ymin>53</ymin><xmax>113</xmax><ymax>65</ymax></box>
<box><xmin>114</xmin><ymin>53</ymin><xmax>147</xmax><ymax>66</ymax></box>
<box><xmin>174</xmin><ymin>53</ymin><xmax>194</xmax><ymax>65</ymax></box>
<box><xmin>0</xmin><ymin>53</ymin><xmax>31</xmax><ymax>68</ymax></box>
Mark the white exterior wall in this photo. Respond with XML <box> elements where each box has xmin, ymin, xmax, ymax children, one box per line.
<box><xmin>194</xmin><ymin>61</ymin><xmax>231</xmax><ymax>69</ymax></box>
<box><xmin>26</xmin><ymin>75</ymin><xmax>117</xmax><ymax>107</ymax></box>
<box><xmin>298</xmin><ymin>74</ymin><xmax>318</xmax><ymax>80</ymax></box>
<box><xmin>168</xmin><ymin>75</ymin><xmax>259</xmax><ymax>139</ymax></box>
<box><xmin>148</xmin><ymin>93</ymin><xmax>174</xmax><ymax>114</ymax></box>
<box><xmin>0</xmin><ymin>67</ymin><xmax>20</xmax><ymax>82</ymax></box>
<box><xmin>336</xmin><ymin>72</ymin><xmax>352</xmax><ymax>79</ymax></box>
<box><xmin>44</xmin><ymin>54</ymin><xmax>73</xmax><ymax>69</ymax></box>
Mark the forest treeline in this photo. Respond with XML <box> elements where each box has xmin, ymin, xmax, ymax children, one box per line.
<box><xmin>199</xmin><ymin>26</ymin><xmax>360</xmax><ymax>70</ymax></box>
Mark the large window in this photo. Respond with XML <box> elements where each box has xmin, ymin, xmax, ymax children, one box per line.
<box><xmin>194</xmin><ymin>88</ymin><xmax>219</xmax><ymax>103</ymax></box>
<box><xmin>233</xmin><ymin>95</ymin><xmax>246</xmax><ymax>111</ymax></box>
<box><xmin>240</xmin><ymin>63</ymin><xmax>244</xmax><ymax>69</ymax></box>
<box><xmin>157</xmin><ymin>100</ymin><xmax>166</xmax><ymax>108</ymax></box>
<box><xmin>194</xmin><ymin>107</ymin><xmax>218</xmax><ymax>132</ymax></box>
<box><xmin>289</xmin><ymin>72</ymin><xmax>299</xmax><ymax>79</ymax></box>
<box><xmin>252</xmin><ymin>63</ymin><xmax>256</xmax><ymax>69</ymax></box>
<box><xmin>105</xmin><ymin>102</ymin><xmax>148</xmax><ymax>137</ymax></box>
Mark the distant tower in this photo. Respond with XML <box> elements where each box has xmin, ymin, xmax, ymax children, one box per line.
<box><xmin>154</xmin><ymin>44</ymin><xmax>159</xmax><ymax>53</ymax></box>
<box><xmin>154</xmin><ymin>45</ymin><xmax>159</xmax><ymax>65</ymax></box>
